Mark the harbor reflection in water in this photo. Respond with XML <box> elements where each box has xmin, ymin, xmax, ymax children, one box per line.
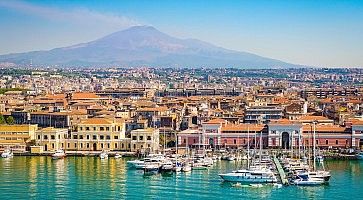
<box><xmin>0</xmin><ymin>157</ymin><xmax>362</xmax><ymax>199</ymax></box>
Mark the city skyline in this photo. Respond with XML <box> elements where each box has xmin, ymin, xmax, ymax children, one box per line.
<box><xmin>0</xmin><ymin>0</ymin><xmax>363</xmax><ymax>67</ymax></box>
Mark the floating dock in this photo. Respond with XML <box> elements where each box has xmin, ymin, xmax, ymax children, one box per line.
<box><xmin>273</xmin><ymin>156</ymin><xmax>289</xmax><ymax>185</ymax></box>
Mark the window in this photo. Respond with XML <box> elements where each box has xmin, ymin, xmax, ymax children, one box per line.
<box><xmin>326</xmin><ymin>140</ymin><xmax>328</xmax><ymax>145</ymax></box>
<box><xmin>37</xmin><ymin>135</ymin><xmax>40</xmax><ymax>140</ymax></box>
<box><xmin>100</xmin><ymin>135</ymin><xmax>104</xmax><ymax>140</ymax></box>
<box><xmin>336</xmin><ymin>140</ymin><xmax>338</xmax><ymax>145</ymax></box>
<box><xmin>316</xmin><ymin>140</ymin><xmax>319</xmax><ymax>145</ymax></box>
<box><xmin>93</xmin><ymin>135</ymin><xmax>97</xmax><ymax>140</ymax></box>
<box><xmin>100</xmin><ymin>127</ymin><xmax>104</xmax><ymax>131</ymax></box>
<box><xmin>80</xmin><ymin>127</ymin><xmax>83</xmax><ymax>131</ymax></box>
<box><xmin>107</xmin><ymin>143</ymin><xmax>110</xmax><ymax>148</ymax></box>
<box><xmin>194</xmin><ymin>139</ymin><xmax>196</xmax><ymax>143</ymax></box>
<box><xmin>51</xmin><ymin>135</ymin><xmax>55</xmax><ymax>140</ymax></box>
<box><xmin>44</xmin><ymin>135</ymin><xmax>48</xmax><ymax>140</ymax></box>
<box><xmin>141</xmin><ymin>145</ymin><xmax>143</xmax><ymax>148</ymax></box>
<box><xmin>52</xmin><ymin>143</ymin><xmax>55</xmax><ymax>148</ymax></box>
<box><xmin>128</xmin><ymin>144</ymin><xmax>131</xmax><ymax>148</ymax></box>
<box><xmin>74</xmin><ymin>143</ymin><xmax>77</xmax><ymax>148</ymax></box>
<box><xmin>79</xmin><ymin>135</ymin><xmax>83</xmax><ymax>139</ymax></box>
<box><xmin>86</xmin><ymin>127</ymin><xmax>90</xmax><ymax>131</ymax></box>
<box><xmin>139</xmin><ymin>136</ymin><xmax>144</xmax><ymax>140</ymax></box>
<box><xmin>87</xmin><ymin>135</ymin><xmax>90</xmax><ymax>140</ymax></box>
<box><xmin>87</xmin><ymin>143</ymin><xmax>89</xmax><ymax>148</ymax></box>
<box><xmin>73</xmin><ymin>135</ymin><xmax>78</xmax><ymax>139</ymax></box>
<box><xmin>67</xmin><ymin>143</ymin><xmax>70</xmax><ymax>148</ymax></box>
<box><xmin>106</xmin><ymin>127</ymin><xmax>109</xmax><ymax>131</ymax></box>
<box><xmin>133</xmin><ymin>144</ymin><xmax>136</xmax><ymax>149</ymax></box>
<box><xmin>234</xmin><ymin>139</ymin><xmax>237</xmax><ymax>144</ymax></box>
<box><xmin>148</xmin><ymin>144</ymin><xmax>150</xmax><ymax>148</ymax></box>
<box><xmin>183</xmin><ymin>139</ymin><xmax>186</xmax><ymax>143</ymax></box>
<box><xmin>106</xmin><ymin>135</ymin><xmax>110</xmax><ymax>140</ymax></box>
<box><xmin>122</xmin><ymin>143</ymin><xmax>124</xmax><ymax>148</ymax></box>
<box><xmin>61</xmin><ymin>143</ymin><xmax>64</xmax><ymax>148</ymax></box>
<box><xmin>132</xmin><ymin>136</ymin><xmax>137</xmax><ymax>140</ymax></box>
<box><xmin>118</xmin><ymin>126</ymin><xmax>121</xmax><ymax>131</ymax></box>
<box><xmin>147</xmin><ymin>136</ymin><xmax>152</xmax><ymax>140</ymax></box>
<box><xmin>58</xmin><ymin>135</ymin><xmax>60</xmax><ymax>139</ymax></box>
<box><xmin>93</xmin><ymin>127</ymin><xmax>96</xmax><ymax>131</ymax></box>
<box><xmin>114</xmin><ymin>136</ymin><xmax>119</xmax><ymax>139</ymax></box>
<box><xmin>115</xmin><ymin>143</ymin><xmax>118</xmax><ymax>148</ymax></box>
<box><xmin>80</xmin><ymin>143</ymin><xmax>83</xmax><ymax>148</ymax></box>
<box><xmin>101</xmin><ymin>143</ymin><xmax>104</xmax><ymax>148</ymax></box>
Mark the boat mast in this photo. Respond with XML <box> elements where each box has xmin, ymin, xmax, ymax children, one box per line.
<box><xmin>247</xmin><ymin>125</ymin><xmax>250</xmax><ymax>169</ymax></box>
<box><xmin>313</xmin><ymin>121</ymin><xmax>317</xmax><ymax>171</ymax></box>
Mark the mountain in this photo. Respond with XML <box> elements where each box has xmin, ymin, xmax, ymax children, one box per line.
<box><xmin>0</xmin><ymin>26</ymin><xmax>297</xmax><ymax>68</ymax></box>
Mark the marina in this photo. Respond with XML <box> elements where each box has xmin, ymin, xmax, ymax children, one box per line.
<box><xmin>0</xmin><ymin>156</ymin><xmax>362</xmax><ymax>199</ymax></box>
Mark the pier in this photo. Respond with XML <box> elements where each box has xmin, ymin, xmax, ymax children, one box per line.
<box><xmin>273</xmin><ymin>156</ymin><xmax>289</xmax><ymax>185</ymax></box>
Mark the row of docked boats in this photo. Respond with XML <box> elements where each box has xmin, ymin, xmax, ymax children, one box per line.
<box><xmin>127</xmin><ymin>153</ymin><xmax>216</xmax><ymax>175</ymax></box>
<box><xmin>281</xmin><ymin>156</ymin><xmax>331</xmax><ymax>186</ymax></box>
<box><xmin>219</xmin><ymin>154</ymin><xmax>278</xmax><ymax>184</ymax></box>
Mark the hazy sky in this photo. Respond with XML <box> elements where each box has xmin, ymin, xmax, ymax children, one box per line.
<box><xmin>0</xmin><ymin>0</ymin><xmax>362</xmax><ymax>67</ymax></box>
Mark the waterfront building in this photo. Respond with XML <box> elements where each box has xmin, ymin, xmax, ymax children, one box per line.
<box><xmin>35</xmin><ymin>127</ymin><xmax>68</xmax><ymax>151</ymax></box>
<box><xmin>66</xmin><ymin>118</ymin><xmax>129</xmax><ymax>151</ymax></box>
<box><xmin>178</xmin><ymin>118</ymin><xmax>363</xmax><ymax>150</ymax></box>
<box><xmin>0</xmin><ymin>124</ymin><xmax>38</xmax><ymax>152</ymax></box>
<box><xmin>130</xmin><ymin>128</ymin><xmax>159</xmax><ymax>153</ymax></box>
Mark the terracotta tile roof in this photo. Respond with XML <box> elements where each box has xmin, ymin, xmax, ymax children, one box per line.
<box><xmin>299</xmin><ymin>115</ymin><xmax>332</xmax><ymax>121</ymax></box>
<box><xmin>270</xmin><ymin>118</ymin><xmax>295</xmax><ymax>124</ymax></box>
<box><xmin>137</xmin><ymin>106</ymin><xmax>168</xmax><ymax>112</ymax></box>
<box><xmin>79</xmin><ymin>118</ymin><xmax>113</xmax><ymax>125</ymax></box>
<box><xmin>302</xmin><ymin>124</ymin><xmax>347</xmax><ymax>132</ymax></box>
<box><xmin>221</xmin><ymin>124</ymin><xmax>265</xmax><ymax>132</ymax></box>
<box><xmin>203</xmin><ymin>118</ymin><xmax>227</xmax><ymax>124</ymax></box>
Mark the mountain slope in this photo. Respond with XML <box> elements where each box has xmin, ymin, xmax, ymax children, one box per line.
<box><xmin>0</xmin><ymin>26</ymin><xmax>296</xmax><ymax>68</ymax></box>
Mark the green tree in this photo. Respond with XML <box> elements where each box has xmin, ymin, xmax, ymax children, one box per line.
<box><xmin>6</xmin><ymin>116</ymin><xmax>15</xmax><ymax>124</ymax></box>
<box><xmin>0</xmin><ymin>115</ymin><xmax>6</xmax><ymax>124</ymax></box>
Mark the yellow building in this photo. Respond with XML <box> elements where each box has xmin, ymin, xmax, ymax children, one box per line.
<box><xmin>36</xmin><ymin>127</ymin><xmax>68</xmax><ymax>152</ymax></box>
<box><xmin>66</xmin><ymin>118</ymin><xmax>130</xmax><ymax>151</ymax></box>
<box><xmin>130</xmin><ymin>128</ymin><xmax>159</xmax><ymax>153</ymax></box>
<box><xmin>0</xmin><ymin>124</ymin><xmax>38</xmax><ymax>152</ymax></box>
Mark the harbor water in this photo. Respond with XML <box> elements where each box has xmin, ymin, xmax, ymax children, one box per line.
<box><xmin>0</xmin><ymin>157</ymin><xmax>362</xmax><ymax>199</ymax></box>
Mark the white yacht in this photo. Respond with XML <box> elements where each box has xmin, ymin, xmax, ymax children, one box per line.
<box><xmin>52</xmin><ymin>149</ymin><xmax>66</xmax><ymax>159</ymax></box>
<box><xmin>1</xmin><ymin>149</ymin><xmax>13</xmax><ymax>158</ymax></box>
<box><xmin>295</xmin><ymin>170</ymin><xmax>331</xmax><ymax>182</ymax></box>
<box><xmin>293</xmin><ymin>174</ymin><xmax>325</xmax><ymax>186</ymax></box>
<box><xmin>99</xmin><ymin>151</ymin><xmax>108</xmax><ymax>159</ymax></box>
<box><xmin>219</xmin><ymin>168</ymin><xmax>278</xmax><ymax>183</ymax></box>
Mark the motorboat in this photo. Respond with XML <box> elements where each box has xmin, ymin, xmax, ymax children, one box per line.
<box><xmin>52</xmin><ymin>149</ymin><xmax>66</xmax><ymax>159</ymax></box>
<box><xmin>114</xmin><ymin>154</ymin><xmax>122</xmax><ymax>159</ymax></box>
<box><xmin>99</xmin><ymin>151</ymin><xmax>108</xmax><ymax>159</ymax></box>
<box><xmin>227</xmin><ymin>155</ymin><xmax>236</xmax><ymax>161</ymax></box>
<box><xmin>160</xmin><ymin>161</ymin><xmax>173</xmax><ymax>174</ymax></box>
<box><xmin>219</xmin><ymin>168</ymin><xmax>278</xmax><ymax>183</ymax></box>
<box><xmin>1</xmin><ymin>149</ymin><xmax>13</xmax><ymax>158</ymax></box>
<box><xmin>182</xmin><ymin>164</ymin><xmax>192</xmax><ymax>172</ymax></box>
<box><xmin>295</xmin><ymin>170</ymin><xmax>331</xmax><ymax>182</ymax></box>
<box><xmin>293</xmin><ymin>174</ymin><xmax>325</xmax><ymax>186</ymax></box>
<box><xmin>192</xmin><ymin>162</ymin><xmax>209</xmax><ymax>170</ymax></box>
<box><xmin>357</xmin><ymin>152</ymin><xmax>363</xmax><ymax>160</ymax></box>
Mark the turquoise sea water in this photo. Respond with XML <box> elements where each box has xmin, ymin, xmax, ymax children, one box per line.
<box><xmin>0</xmin><ymin>157</ymin><xmax>362</xmax><ymax>199</ymax></box>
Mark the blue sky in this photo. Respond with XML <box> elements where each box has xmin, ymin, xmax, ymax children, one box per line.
<box><xmin>0</xmin><ymin>0</ymin><xmax>362</xmax><ymax>67</ymax></box>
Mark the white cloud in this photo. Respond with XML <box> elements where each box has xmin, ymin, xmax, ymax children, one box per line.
<box><xmin>0</xmin><ymin>0</ymin><xmax>140</xmax><ymax>28</ymax></box>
